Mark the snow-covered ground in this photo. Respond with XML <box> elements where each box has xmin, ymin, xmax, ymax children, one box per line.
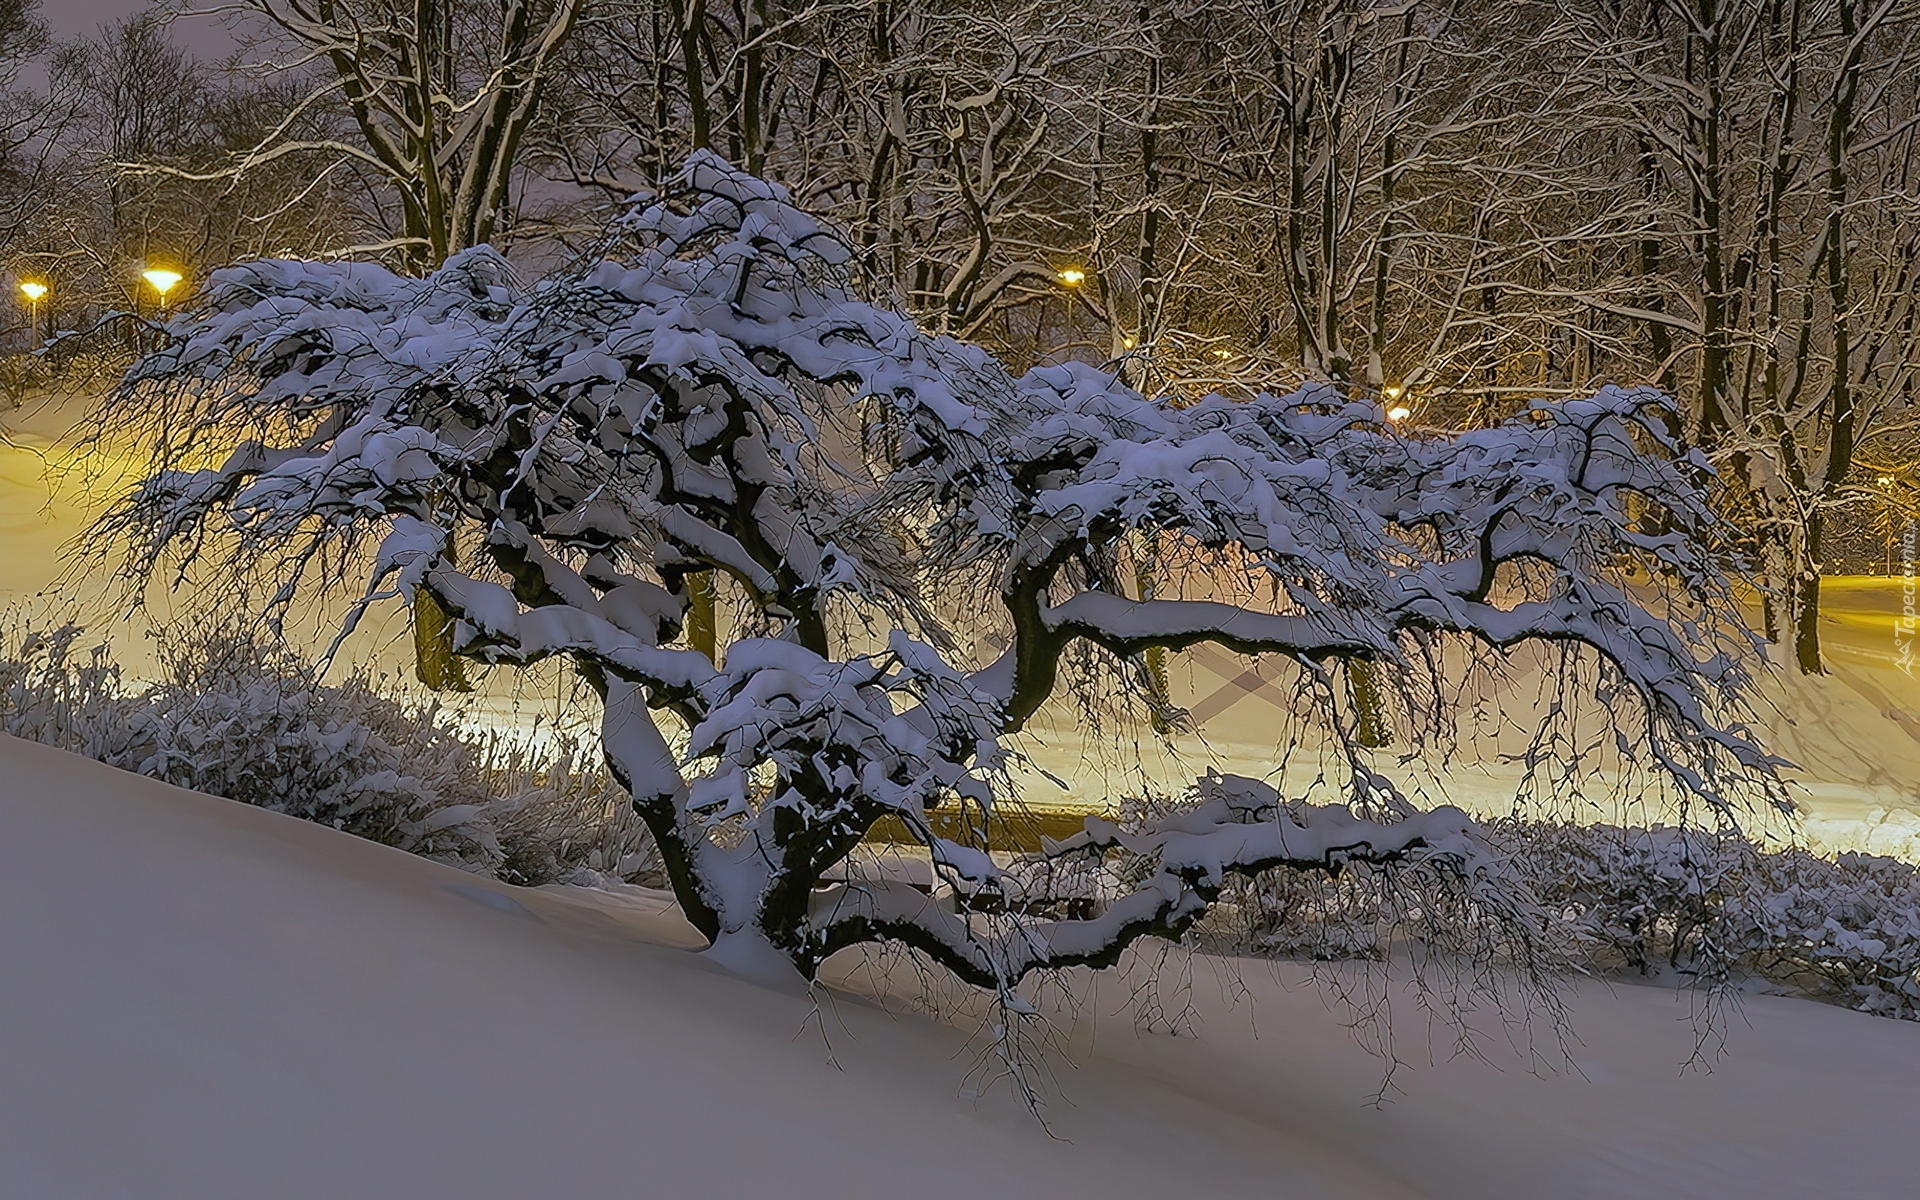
<box><xmin>1</xmin><ymin>731</ymin><xmax>1915</xmax><ymax>1199</ymax></box>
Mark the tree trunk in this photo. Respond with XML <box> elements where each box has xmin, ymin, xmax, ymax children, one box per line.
<box><xmin>1793</xmin><ymin>553</ymin><xmax>1823</xmax><ymax>674</ymax></box>
<box><xmin>1796</xmin><ymin>0</ymin><xmax>1866</xmax><ymax>675</ymax></box>
<box><xmin>1348</xmin><ymin>658</ymin><xmax>1391</xmax><ymax>748</ymax></box>
<box><xmin>1133</xmin><ymin>535</ymin><xmax>1171</xmax><ymax>733</ymax></box>
<box><xmin>413</xmin><ymin>588</ymin><xmax>472</xmax><ymax>691</ymax></box>
<box><xmin>686</xmin><ymin>570</ymin><xmax>718</xmax><ymax>661</ymax></box>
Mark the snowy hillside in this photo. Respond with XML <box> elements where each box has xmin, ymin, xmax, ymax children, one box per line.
<box><xmin>2</xmin><ymin>732</ymin><xmax>1915</xmax><ymax>1199</ymax></box>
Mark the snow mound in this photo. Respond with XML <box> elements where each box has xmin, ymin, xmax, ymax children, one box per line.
<box><xmin>3</xmin><ymin>735</ymin><xmax>1918</xmax><ymax>1199</ymax></box>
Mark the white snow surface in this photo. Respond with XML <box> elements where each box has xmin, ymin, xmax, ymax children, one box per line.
<box><xmin>2</xmin><ymin>733</ymin><xmax>1916</xmax><ymax>1200</ymax></box>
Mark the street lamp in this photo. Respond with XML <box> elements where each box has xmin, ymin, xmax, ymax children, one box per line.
<box><xmin>18</xmin><ymin>280</ymin><xmax>46</xmax><ymax>349</ymax></box>
<box><xmin>1383</xmin><ymin>384</ymin><xmax>1411</xmax><ymax>423</ymax></box>
<box><xmin>142</xmin><ymin>267</ymin><xmax>184</xmax><ymax>313</ymax></box>
<box><xmin>1052</xmin><ymin>268</ymin><xmax>1087</xmax><ymax>361</ymax></box>
<box><xmin>1878</xmin><ymin>475</ymin><xmax>1899</xmax><ymax>573</ymax></box>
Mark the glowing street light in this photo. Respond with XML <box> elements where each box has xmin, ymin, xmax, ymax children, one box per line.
<box><xmin>18</xmin><ymin>279</ymin><xmax>46</xmax><ymax>348</ymax></box>
<box><xmin>1382</xmin><ymin>383</ymin><xmax>1412</xmax><ymax>423</ymax></box>
<box><xmin>142</xmin><ymin>267</ymin><xmax>184</xmax><ymax>312</ymax></box>
<box><xmin>1051</xmin><ymin>268</ymin><xmax>1088</xmax><ymax>357</ymax></box>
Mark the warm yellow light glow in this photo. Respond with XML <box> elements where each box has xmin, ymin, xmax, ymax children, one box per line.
<box><xmin>1879</xmin><ymin>475</ymin><xmax>1896</xmax><ymax>486</ymax></box>
<box><xmin>1213</xmin><ymin>348</ymin><xmax>1232</xmax><ymax>359</ymax></box>
<box><xmin>1383</xmin><ymin>384</ymin><xmax>1404</xmax><ymax>399</ymax></box>
<box><xmin>142</xmin><ymin>268</ymin><xmax>183</xmax><ymax>296</ymax></box>
<box><xmin>18</xmin><ymin>281</ymin><xmax>46</xmax><ymax>302</ymax></box>
<box><xmin>1122</xmin><ymin>336</ymin><xmax>1136</xmax><ymax>349</ymax></box>
<box><xmin>1387</xmin><ymin>405</ymin><xmax>1413</xmax><ymax>422</ymax></box>
<box><xmin>1056</xmin><ymin>268</ymin><xmax>1086</xmax><ymax>286</ymax></box>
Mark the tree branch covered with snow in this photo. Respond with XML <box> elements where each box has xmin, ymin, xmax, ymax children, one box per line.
<box><xmin>91</xmin><ymin>153</ymin><xmax>1784</xmax><ymax>989</ymax></box>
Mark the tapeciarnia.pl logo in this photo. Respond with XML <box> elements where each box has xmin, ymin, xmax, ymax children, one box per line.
<box><xmin>1898</xmin><ymin>518</ymin><xmax>1917</xmax><ymax>678</ymax></box>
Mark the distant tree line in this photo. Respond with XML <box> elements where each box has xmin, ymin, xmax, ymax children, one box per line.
<box><xmin>0</xmin><ymin>6</ymin><xmax>354</xmax><ymax>325</ymax></box>
<box><xmin>5</xmin><ymin>0</ymin><xmax>1918</xmax><ymax>671</ymax></box>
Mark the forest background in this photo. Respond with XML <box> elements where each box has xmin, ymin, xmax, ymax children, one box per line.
<box><xmin>3</xmin><ymin>0</ymin><xmax>1919</xmax><ymax>675</ymax></box>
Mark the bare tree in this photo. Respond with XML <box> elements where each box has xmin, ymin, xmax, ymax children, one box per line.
<box><xmin>0</xmin><ymin>0</ymin><xmax>83</xmax><ymax>297</ymax></box>
<box><xmin>169</xmin><ymin>0</ymin><xmax>589</xmax><ymax>267</ymax></box>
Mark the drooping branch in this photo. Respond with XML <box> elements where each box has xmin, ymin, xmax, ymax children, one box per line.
<box><xmin>810</xmin><ymin>774</ymin><xmax>1502</xmax><ymax>990</ymax></box>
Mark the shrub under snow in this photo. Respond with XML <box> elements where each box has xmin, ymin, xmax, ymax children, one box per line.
<box><xmin>0</xmin><ymin>623</ymin><xmax>661</xmax><ymax>887</ymax></box>
<box><xmin>1157</xmin><ymin>790</ymin><xmax>1920</xmax><ymax>1021</ymax></box>
<box><xmin>1508</xmin><ymin>821</ymin><xmax>1920</xmax><ymax>1019</ymax></box>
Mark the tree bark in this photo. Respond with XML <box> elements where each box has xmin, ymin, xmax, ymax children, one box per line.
<box><xmin>413</xmin><ymin>588</ymin><xmax>472</xmax><ymax>691</ymax></box>
<box><xmin>685</xmin><ymin>569</ymin><xmax>718</xmax><ymax>661</ymax></box>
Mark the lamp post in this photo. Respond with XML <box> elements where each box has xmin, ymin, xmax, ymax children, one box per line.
<box><xmin>1383</xmin><ymin>383</ymin><xmax>1412</xmax><ymax>424</ymax></box>
<box><xmin>1880</xmin><ymin>475</ymin><xmax>1897</xmax><ymax>575</ymax></box>
<box><xmin>18</xmin><ymin>280</ymin><xmax>46</xmax><ymax>349</ymax></box>
<box><xmin>1055</xmin><ymin>267</ymin><xmax>1084</xmax><ymax>361</ymax></box>
<box><xmin>141</xmin><ymin>267</ymin><xmax>183</xmax><ymax>316</ymax></box>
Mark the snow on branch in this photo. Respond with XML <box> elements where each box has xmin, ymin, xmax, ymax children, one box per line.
<box><xmin>811</xmin><ymin>773</ymin><xmax>1504</xmax><ymax>990</ymax></box>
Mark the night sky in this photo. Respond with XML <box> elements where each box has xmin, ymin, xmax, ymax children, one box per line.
<box><xmin>45</xmin><ymin>0</ymin><xmax>242</xmax><ymax>55</ymax></box>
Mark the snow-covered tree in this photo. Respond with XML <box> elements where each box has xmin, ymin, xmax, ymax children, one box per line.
<box><xmin>96</xmin><ymin>155</ymin><xmax>1783</xmax><ymax>992</ymax></box>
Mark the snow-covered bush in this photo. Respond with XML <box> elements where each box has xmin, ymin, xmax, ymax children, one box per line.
<box><xmin>1169</xmin><ymin>801</ymin><xmax>1920</xmax><ymax>1021</ymax></box>
<box><xmin>89</xmin><ymin>153</ymin><xmax>1781</xmax><ymax>1002</ymax></box>
<box><xmin>1509</xmin><ymin>822</ymin><xmax>1920</xmax><ymax>1018</ymax></box>
<box><xmin>0</xmin><ymin>621</ymin><xmax>659</xmax><ymax>886</ymax></box>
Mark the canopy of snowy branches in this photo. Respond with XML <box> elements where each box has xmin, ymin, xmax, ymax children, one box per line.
<box><xmin>97</xmin><ymin>153</ymin><xmax>1783</xmax><ymax>988</ymax></box>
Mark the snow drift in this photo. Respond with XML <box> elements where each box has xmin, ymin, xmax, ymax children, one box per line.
<box><xmin>2</xmin><ymin>733</ymin><xmax>1916</xmax><ymax>1200</ymax></box>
